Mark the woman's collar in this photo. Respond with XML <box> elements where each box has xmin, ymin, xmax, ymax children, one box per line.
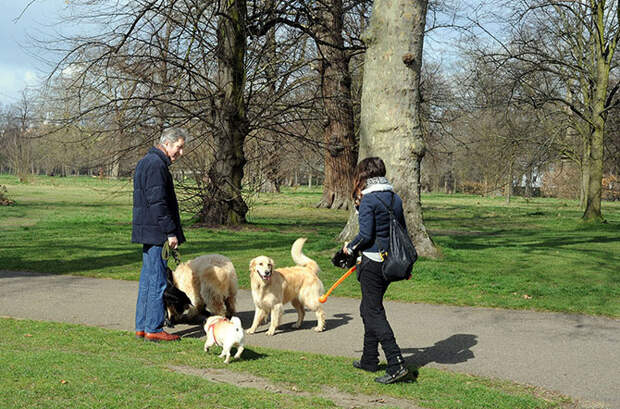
<box><xmin>361</xmin><ymin>183</ymin><xmax>393</xmax><ymax>195</ymax></box>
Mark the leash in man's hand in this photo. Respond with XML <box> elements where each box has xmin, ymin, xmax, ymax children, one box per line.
<box><xmin>162</xmin><ymin>241</ymin><xmax>182</xmax><ymax>267</ymax></box>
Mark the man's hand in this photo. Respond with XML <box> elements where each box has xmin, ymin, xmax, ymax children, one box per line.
<box><xmin>168</xmin><ymin>236</ymin><xmax>179</xmax><ymax>250</ymax></box>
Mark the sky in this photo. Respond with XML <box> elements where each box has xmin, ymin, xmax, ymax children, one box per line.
<box><xmin>0</xmin><ymin>0</ymin><xmax>493</xmax><ymax>106</ymax></box>
<box><xmin>0</xmin><ymin>0</ymin><xmax>68</xmax><ymax>105</ymax></box>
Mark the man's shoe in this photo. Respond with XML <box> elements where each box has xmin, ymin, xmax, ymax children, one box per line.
<box><xmin>374</xmin><ymin>366</ymin><xmax>409</xmax><ymax>384</ymax></box>
<box><xmin>145</xmin><ymin>331</ymin><xmax>180</xmax><ymax>342</ymax></box>
<box><xmin>353</xmin><ymin>360</ymin><xmax>379</xmax><ymax>372</ymax></box>
<box><xmin>135</xmin><ymin>331</ymin><xmax>145</xmax><ymax>339</ymax></box>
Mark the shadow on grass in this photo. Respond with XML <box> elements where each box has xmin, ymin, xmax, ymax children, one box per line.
<box><xmin>0</xmin><ymin>270</ymin><xmax>59</xmax><ymax>278</ymax></box>
<box><xmin>0</xmin><ymin>248</ymin><xmax>138</xmax><ymax>276</ymax></box>
<box><xmin>402</xmin><ymin>333</ymin><xmax>477</xmax><ymax>368</ymax></box>
<box><xmin>1</xmin><ymin>234</ymin><xmax>314</xmax><ymax>276</ymax></box>
<box><xmin>445</xmin><ymin>228</ymin><xmax>619</xmax><ymax>254</ymax></box>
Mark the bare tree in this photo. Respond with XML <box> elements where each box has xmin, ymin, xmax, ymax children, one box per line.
<box><xmin>1</xmin><ymin>93</ymin><xmax>37</xmax><ymax>180</ymax></box>
<box><xmin>475</xmin><ymin>0</ymin><xmax>619</xmax><ymax>222</ymax></box>
<box><xmin>199</xmin><ymin>0</ymin><xmax>249</xmax><ymax>224</ymax></box>
<box><xmin>312</xmin><ymin>0</ymin><xmax>361</xmax><ymax>210</ymax></box>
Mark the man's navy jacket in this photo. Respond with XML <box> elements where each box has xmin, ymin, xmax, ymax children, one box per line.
<box><xmin>131</xmin><ymin>147</ymin><xmax>186</xmax><ymax>246</ymax></box>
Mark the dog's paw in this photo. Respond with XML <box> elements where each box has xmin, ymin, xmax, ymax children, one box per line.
<box><xmin>292</xmin><ymin>322</ymin><xmax>302</xmax><ymax>329</ymax></box>
<box><xmin>266</xmin><ymin>329</ymin><xmax>276</xmax><ymax>336</ymax></box>
<box><xmin>312</xmin><ymin>325</ymin><xmax>325</xmax><ymax>332</ymax></box>
<box><xmin>246</xmin><ymin>328</ymin><xmax>255</xmax><ymax>335</ymax></box>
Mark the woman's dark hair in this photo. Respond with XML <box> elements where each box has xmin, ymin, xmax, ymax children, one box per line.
<box><xmin>352</xmin><ymin>157</ymin><xmax>386</xmax><ymax>201</ymax></box>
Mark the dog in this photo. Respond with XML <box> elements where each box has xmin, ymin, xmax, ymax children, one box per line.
<box><xmin>247</xmin><ymin>237</ymin><xmax>326</xmax><ymax>336</ymax></box>
<box><xmin>203</xmin><ymin>315</ymin><xmax>245</xmax><ymax>363</ymax></box>
<box><xmin>163</xmin><ymin>267</ymin><xmax>194</xmax><ymax>327</ymax></box>
<box><xmin>168</xmin><ymin>254</ymin><xmax>238</xmax><ymax>322</ymax></box>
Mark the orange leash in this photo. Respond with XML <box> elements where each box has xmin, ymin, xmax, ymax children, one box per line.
<box><xmin>319</xmin><ymin>265</ymin><xmax>356</xmax><ymax>303</ymax></box>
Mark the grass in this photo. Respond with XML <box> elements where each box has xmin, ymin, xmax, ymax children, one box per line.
<box><xmin>0</xmin><ymin>318</ymin><xmax>572</xmax><ymax>409</ymax></box>
<box><xmin>0</xmin><ymin>174</ymin><xmax>619</xmax><ymax>317</ymax></box>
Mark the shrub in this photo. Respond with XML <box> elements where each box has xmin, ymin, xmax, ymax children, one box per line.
<box><xmin>459</xmin><ymin>181</ymin><xmax>486</xmax><ymax>195</ymax></box>
<box><xmin>0</xmin><ymin>185</ymin><xmax>15</xmax><ymax>206</ymax></box>
<box><xmin>541</xmin><ymin>163</ymin><xmax>580</xmax><ymax>199</ymax></box>
<box><xmin>602</xmin><ymin>174</ymin><xmax>620</xmax><ymax>201</ymax></box>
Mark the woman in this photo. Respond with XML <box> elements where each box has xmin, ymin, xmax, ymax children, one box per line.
<box><xmin>343</xmin><ymin>157</ymin><xmax>409</xmax><ymax>384</ymax></box>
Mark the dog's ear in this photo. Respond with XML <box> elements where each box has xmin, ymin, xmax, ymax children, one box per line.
<box><xmin>268</xmin><ymin>257</ymin><xmax>275</xmax><ymax>269</ymax></box>
<box><xmin>249</xmin><ymin>258</ymin><xmax>256</xmax><ymax>273</ymax></box>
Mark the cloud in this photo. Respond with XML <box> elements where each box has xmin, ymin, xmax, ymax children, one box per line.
<box><xmin>0</xmin><ymin>64</ymin><xmax>41</xmax><ymax>104</ymax></box>
<box><xmin>0</xmin><ymin>1</ymin><xmax>62</xmax><ymax>104</ymax></box>
<box><xmin>24</xmin><ymin>70</ymin><xmax>39</xmax><ymax>85</ymax></box>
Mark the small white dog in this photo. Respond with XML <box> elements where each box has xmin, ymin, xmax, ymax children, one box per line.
<box><xmin>203</xmin><ymin>315</ymin><xmax>245</xmax><ymax>363</ymax></box>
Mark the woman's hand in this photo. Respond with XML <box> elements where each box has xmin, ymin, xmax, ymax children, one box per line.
<box><xmin>342</xmin><ymin>242</ymin><xmax>351</xmax><ymax>255</ymax></box>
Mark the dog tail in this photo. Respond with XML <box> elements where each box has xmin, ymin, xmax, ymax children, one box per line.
<box><xmin>291</xmin><ymin>237</ymin><xmax>320</xmax><ymax>274</ymax></box>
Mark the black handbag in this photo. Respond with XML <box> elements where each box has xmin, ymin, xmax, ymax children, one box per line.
<box><xmin>376</xmin><ymin>193</ymin><xmax>417</xmax><ymax>282</ymax></box>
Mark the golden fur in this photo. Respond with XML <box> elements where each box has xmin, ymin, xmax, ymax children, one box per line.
<box><xmin>170</xmin><ymin>254</ymin><xmax>238</xmax><ymax>320</ymax></box>
<box><xmin>247</xmin><ymin>238</ymin><xmax>326</xmax><ymax>336</ymax></box>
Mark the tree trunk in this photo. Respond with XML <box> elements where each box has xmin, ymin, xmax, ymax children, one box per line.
<box><xmin>580</xmin><ymin>155</ymin><xmax>589</xmax><ymax>210</ymax></box>
<box><xmin>582</xmin><ymin>10</ymin><xmax>610</xmax><ymax>222</ymax></box>
<box><xmin>583</xmin><ymin>125</ymin><xmax>604</xmax><ymax>221</ymax></box>
<box><xmin>505</xmin><ymin>162</ymin><xmax>512</xmax><ymax>204</ymax></box>
<box><xmin>199</xmin><ymin>0</ymin><xmax>249</xmax><ymax>225</ymax></box>
<box><xmin>338</xmin><ymin>206</ymin><xmax>359</xmax><ymax>243</ymax></box>
<box><xmin>315</xmin><ymin>0</ymin><xmax>357</xmax><ymax>211</ymax></box>
<box><xmin>259</xmin><ymin>7</ymin><xmax>282</xmax><ymax>194</ymax></box>
<box><xmin>339</xmin><ymin>0</ymin><xmax>439</xmax><ymax>258</ymax></box>
<box><xmin>524</xmin><ymin>170</ymin><xmax>532</xmax><ymax>198</ymax></box>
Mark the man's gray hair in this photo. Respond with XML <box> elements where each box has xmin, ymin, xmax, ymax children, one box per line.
<box><xmin>160</xmin><ymin>127</ymin><xmax>189</xmax><ymax>145</ymax></box>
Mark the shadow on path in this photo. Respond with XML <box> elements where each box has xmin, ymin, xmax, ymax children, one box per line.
<box><xmin>402</xmin><ymin>334</ymin><xmax>477</xmax><ymax>368</ymax></box>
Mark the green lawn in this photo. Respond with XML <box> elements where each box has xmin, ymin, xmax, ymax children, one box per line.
<box><xmin>1</xmin><ymin>174</ymin><xmax>618</xmax><ymax>316</ymax></box>
<box><xmin>0</xmin><ymin>318</ymin><xmax>571</xmax><ymax>409</ymax></box>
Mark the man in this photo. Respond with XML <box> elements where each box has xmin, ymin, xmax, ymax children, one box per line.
<box><xmin>132</xmin><ymin>128</ymin><xmax>187</xmax><ymax>342</ymax></box>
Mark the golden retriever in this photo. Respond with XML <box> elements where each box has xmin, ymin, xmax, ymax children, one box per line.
<box><xmin>247</xmin><ymin>238</ymin><xmax>326</xmax><ymax>336</ymax></box>
<box><xmin>169</xmin><ymin>254</ymin><xmax>238</xmax><ymax>321</ymax></box>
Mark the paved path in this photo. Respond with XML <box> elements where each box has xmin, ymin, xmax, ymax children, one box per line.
<box><xmin>1</xmin><ymin>271</ymin><xmax>618</xmax><ymax>408</ymax></box>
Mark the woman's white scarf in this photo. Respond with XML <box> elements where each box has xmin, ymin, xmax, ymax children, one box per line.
<box><xmin>361</xmin><ymin>177</ymin><xmax>393</xmax><ymax>195</ymax></box>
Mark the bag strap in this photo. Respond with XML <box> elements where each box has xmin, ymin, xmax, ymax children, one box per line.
<box><xmin>375</xmin><ymin>192</ymin><xmax>396</xmax><ymax>218</ymax></box>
